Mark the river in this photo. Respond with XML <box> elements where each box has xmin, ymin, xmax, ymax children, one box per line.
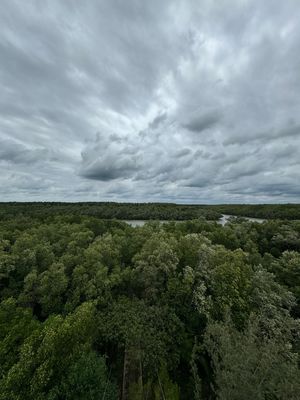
<box><xmin>218</xmin><ymin>214</ymin><xmax>264</xmax><ymax>226</ymax></box>
<box><xmin>125</xmin><ymin>214</ymin><xmax>265</xmax><ymax>227</ymax></box>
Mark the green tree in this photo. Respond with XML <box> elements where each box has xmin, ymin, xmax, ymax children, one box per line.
<box><xmin>37</xmin><ymin>263</ymin><xmax>68</xmax><ymax>316</ymax></box>
<box><xmin>0</xmin><ymin>298</ymin><xmax>40</xmax><ymax>379</ymax></box>
<box><xmin>204</xmin><ymin>315</ymin><xmax>300</xmax><ymax>400</ymax></box>
<box><xmin>270</xmin><ymin>251</ymin><xmax>300</xmax><ymax>316</ymax></box>
<box><xmin>0</xmin><ymin>302</ymin><xmax>117</xmax><ymax>400</ymax></box>
<box><xmin>133</xmin><ymin>233</ymin><xmax>179</xmax><ymax>301</ymax></box>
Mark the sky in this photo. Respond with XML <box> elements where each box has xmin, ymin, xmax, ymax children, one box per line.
<box><xmin>0</xmin><ymin>0</ymin><xmax>300</xmax><ymax>204</ymax></box>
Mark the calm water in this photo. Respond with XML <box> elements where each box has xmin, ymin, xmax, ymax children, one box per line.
<box><xmin>125</xmin><ymin>215</ymin><xmax>265</xmax><ymax>227</ymax></box>
<box><xmin>218</xmin><ymin>214</ymin><xmax>264</xmax><ymax>226</ymax></box>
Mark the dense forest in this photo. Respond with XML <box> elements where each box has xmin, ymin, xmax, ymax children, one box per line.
<box><xmin>214</xmin><ymin>203</ymin><xmax>300</xmax><ymax>220</ymax></box>
<box><xmin>1</xmin><ymin>202</ymin><xmax>300</xmax><ymax>221</ymax></box>
<box><xmin>0</xmin><ymin>202</ymin><xmax>221</xmax><ymax>221</ymax></box>
<box><xmin>1</xmin><ymin>203</ymin><xmax>300</xmax><ymax>399</ymax></box>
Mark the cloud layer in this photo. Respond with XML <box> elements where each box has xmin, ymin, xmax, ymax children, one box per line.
<box><xmin>1</xmin><ymin>0</ymin><xmax>300</xmax><ymax>203</ymax></box>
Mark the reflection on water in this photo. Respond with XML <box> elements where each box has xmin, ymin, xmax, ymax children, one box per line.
<box><xmin>125</xmin><ymin>215</ymin><xmax>265</xmax><ymax>227</ymax></box>
<box><xmin>218</xmin><ymin>214</ymin><xmax>264</xmax><ymax>226</ymax></box>
<box><xmin>124</xmin><ymin>220</ymin><xmax>151</xmax><ymax>227</ymax></box>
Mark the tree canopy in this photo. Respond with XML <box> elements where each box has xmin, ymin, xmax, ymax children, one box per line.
<box><xmin>0</xmin><ymin>203</ymin><xmax>300</xmax><ymax>399</ymax></box>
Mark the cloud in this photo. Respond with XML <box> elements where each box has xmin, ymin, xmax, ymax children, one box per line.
<box><xmin>80</xmin><ymin>155</ymin><xmax>140</xmax><ymax>181</ymax></box>
<box><xmin>174</xmin><ymin>148</ymin><xmax>191</xmax><ymax>158</ymax></box>
<box><xmin>148</xmin><ymin>112</ymin><xmax>168</xmax><ymax>130</ymax></box>
<box><xmin>0</xmin><ymin>0</ymin><xmax>300</xmax><ymax>202</ymax></box>
<box><xmin>0</xmin><ymin>138</ymin><xmax>65</xmax><ymax>166</ymax></box>
<box><xmin>183</xmin><ymin>109</ymin><xmax>222</xmax><ymax>133</ymax></box>
<box><xmin>0</xmin><ymin>139</ymin><xmax>41</xmax><ymax>165</ymax></box>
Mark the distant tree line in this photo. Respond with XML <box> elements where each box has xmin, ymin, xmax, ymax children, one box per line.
<box><xmin>0</xmin><ymin>202</ymin><xmax>221</xmax><ymax>221</ymax></box>
<box><xmin>1</xmin><ymin>202</ymin><xmax>300</xmax><ymax>221</ymax></box>
<box><xmin>213</xmin><ymin>203</ymin><xmax>300</xmax><ymax>220</ymax></box>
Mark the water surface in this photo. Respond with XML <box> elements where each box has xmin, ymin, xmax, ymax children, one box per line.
<box><xmin>125</xmin><ymin>215</ymin><xmax>265</xmax><ymax>227</ymax></box>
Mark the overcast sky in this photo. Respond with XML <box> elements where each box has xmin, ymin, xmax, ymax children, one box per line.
<box><xmin>0</xmin><ymin>0</ymin><xmax>300</xmax><ymax>203</ymax></box>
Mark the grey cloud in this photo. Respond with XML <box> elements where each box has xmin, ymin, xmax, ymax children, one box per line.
<box><xmin>80</xmin><ymin>156</ymin><xmax>139</xmax><ymax>181</ymax></box>
<box><xmin>0</xmin><ymin>139</ymin><xmax>47</xmax><ymax>165</ymax></box>
<box><xmin>79</xmin><ymin>133</ymin><xmax>141</xmax><ymax>181</ymax></box>
<box><xmin>222</xmin><ymin>160</ymin><xmax>264</xmax><ymax>181</ymax></box>
<box><xmin>185</xmin><ymin>175</ymin><xmax>212</xmax><ymax>188</ymax></box>
<box><xmin>183</xmin><ymin>109</ymin><xmax>222</xmax><ymax>133</ymax></box>
<box><xmin>148</xmin><ymin>112</ymin><xmax>168</xmax><ymax>130</ymax></box>
<box><xmin>0</xmin><ymin>0</ymin><xmax>300</xmax><ymax>202</ymax></box>
<box><xmin>174</xmin><ymin>148</ymin><xmax>191</xmax><ymax>158</ymax></box>
<box><xmin>274</xmin><ymin>124</ymin><xmax>300</xmax><ymax>141</ymax></box>
<box><xmin>224</xmin><ymin>123</ymin><xmax>300</xmax><ymax>146</ymax></box>
<box><xmin>194</xmin><ymin>149</ymin><xmax>226</xmax><ymax>161</ymax></box>
<box><xmin>109</xmin><ymin>133</ymin><xmax>124</xmax><ymax>143</ymax></box>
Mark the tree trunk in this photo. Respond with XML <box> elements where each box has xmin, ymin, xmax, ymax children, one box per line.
<box><xmin>121</xmin><ymin>344</ymin><xmax>144</xmax><ymax>400</ymax></box>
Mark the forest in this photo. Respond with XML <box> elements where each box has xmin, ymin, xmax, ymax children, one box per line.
<box><xmin>1</xmin><ymin>203</ymin><xmax>300</xmax><ymax>399</ymax></box>
<box><xmin>0</xmin><ymin>202</ymin><xmax>221</xmax><ymax>221</ymax></box>
<box><xmin>1</xmin><ymin>202</ymin><xmax>300</xmax><ymax>220</ymax></box>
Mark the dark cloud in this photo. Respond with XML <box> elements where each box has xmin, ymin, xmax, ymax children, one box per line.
<box><xmin>80</xmin><ymin>156</ymin><xmax>139</xmax><ymax>181</ymax></box>
<box><xmin>175</xmin><ymin>148</ymin><xmax>191</xmax><ymax>158</ymax></box>
<box><xmin>0</xmin><ymin>139</ymin><xmax>53</xmax><ymax>165</ymax></box>
<box><xmin>183</xmin><ymin>109</ymin><xmax>222</xmax><ymax>133</ymax></box>
<box><xmin>0</xmin><ymin>0</ymin><xmax>299</xmax><ymax>202</ymax></box>
<box><xmin>148</xmin><ymin>112</ymin><xmax>168</xmax><ymax>130</ymax></box>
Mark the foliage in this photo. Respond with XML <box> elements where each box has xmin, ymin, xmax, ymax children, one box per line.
<box><xmin>0</xmin><ymin>203</ymin><xmax>299</xmax><ymax>399</ymax></box>
<box><xmin>204</xmin><ymin>315</ymin><xmax>300</xmax><ymax>400</ymax></box>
